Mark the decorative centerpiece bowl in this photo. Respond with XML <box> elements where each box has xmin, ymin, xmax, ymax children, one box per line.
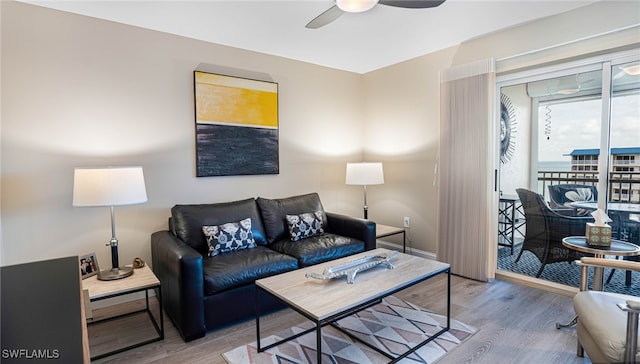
<box><xmin>305</xmin><ymin>251</ymin><xmax>399</xmax><ymax>284</ymax></box>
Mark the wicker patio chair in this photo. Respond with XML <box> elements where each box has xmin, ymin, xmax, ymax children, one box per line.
<box><xmin>547</xmin><ymin>184</ymin><xmax>598</xmax><ymax>216</ymax></box>
<box><xmin>515</xmin><ymin>188</ymin><xmax>594</xmax><ymax>277</ymax></box>
<box><xmin>606</xmin><ymin>215</ymin><xmax>640</xmax><ymax>286</ymax></box>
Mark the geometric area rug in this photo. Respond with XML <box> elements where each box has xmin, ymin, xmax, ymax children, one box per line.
<box><xmin>222</xmin><ymin>295</ymin><xmax>477</xmax><ymax>364</ymax></box>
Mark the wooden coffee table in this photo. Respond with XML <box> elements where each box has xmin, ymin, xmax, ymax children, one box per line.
<box><xmin>255</xmin><ymin>248</ymin><xmax>451</xmax><ymax>363</ymax></box>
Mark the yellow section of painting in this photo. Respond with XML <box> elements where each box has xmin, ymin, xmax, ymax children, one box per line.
<box><xmin>195</xmin><ymin>72</ymin><xmax>277</xmax><ymax>128</ymax></box>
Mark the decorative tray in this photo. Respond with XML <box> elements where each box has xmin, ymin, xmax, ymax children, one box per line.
<box><xmin>305</xmin><ymin>251</ymin><xmax>399</xmax><ymax>284</ymax></box>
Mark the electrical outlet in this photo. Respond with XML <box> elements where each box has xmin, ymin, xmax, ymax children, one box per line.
<box><xmin>403</xmin><ymin>216</ymin><xmax>411</xmax><ymax>228</ymax></box>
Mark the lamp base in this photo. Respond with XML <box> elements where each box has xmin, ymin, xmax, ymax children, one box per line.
<box><xmin>97</xmin><ymin>266</ymin><xmax>134</xmax><ymax>281</ymax></box>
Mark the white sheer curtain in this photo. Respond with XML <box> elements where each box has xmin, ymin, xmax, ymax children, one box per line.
<box><xmin>437</xmin><ymin>58</ymin><xmax>497</xmax><ymax>281</ymax></box>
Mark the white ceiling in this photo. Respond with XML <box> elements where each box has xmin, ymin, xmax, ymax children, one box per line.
<box><xmin>22</xmin><ymin>0</ymin><xmax>600</xmax><ymax>74</ymax></box>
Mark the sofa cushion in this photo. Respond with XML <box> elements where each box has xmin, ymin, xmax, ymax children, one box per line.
<box><xmin>269</xmin><ymin>233</ymin><xmax>365</xmax><ymax>267</ymax></box>
<box><xmin>203</xmin><ymin>218</ymin><xmax>257</xmax><ymax>256</ymax></box>
<box><xmin>202</xmin><ymin>246</ymin><xmax>298</xmax><ymax>295</ymax></box>
<box><xmin>171</xmin><ymin>198</ymin><xmax>267</xmax><ymax>254</ymax></box>
<box><xmin>286</xmin><ymin>211</ymin><xmax>324</xmax><ymax>242</ymax></box>
<box><xmin>257</xmin><ymin>193</ymin><xmax>328</xmax><ymax>244</ymax></box>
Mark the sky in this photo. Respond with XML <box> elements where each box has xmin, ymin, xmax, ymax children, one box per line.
<box><xmin>537</xmin><ymin>93</ymin><xmax>640</xmax><ymax>162</ymax></box>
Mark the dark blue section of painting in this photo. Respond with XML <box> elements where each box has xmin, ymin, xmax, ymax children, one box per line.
<box><xmin>196</xmin><ymin>123</ymin><xmax>279</xmax><ymax>176</ymax></box>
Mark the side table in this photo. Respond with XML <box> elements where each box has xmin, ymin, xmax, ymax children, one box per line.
<box><xmin>82</xmin><ymin>264</ymin><xmax>164</xmax><ymax>360</ymax></box>
<box><xmin>562</xmin><ymin>236</ymin><xmax>640</xmax><ymax>291</ymax></box>
<box><xmin>498</xmin><ymin>195</ymin><xmax>525</xmax><ymax>255</ymax></box>
<box><xmin>376</xmin><ymin>224</ymin><xmax>406</xmax><ymax>253</ymax></box>
<box><xmin>556</xmin><ymin>236</ymin><xmax>640</xmax><ymax>329</ymax></box>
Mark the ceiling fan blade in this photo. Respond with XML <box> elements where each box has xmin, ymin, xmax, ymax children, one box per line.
<box><xmin>378</xmin><ymin>0</ymin><xmax>446</xmax><ymax>9</ymax></box>
<box><xmin>306</xmin><ymin>5</ymin><xmax>344</xmax><ymax>29</ymax></box>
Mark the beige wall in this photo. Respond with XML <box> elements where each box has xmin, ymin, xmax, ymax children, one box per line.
<box><xmin>1</xmin><ymin>1</ymin><xmax>638</xmax><ymax>266</ymax></box>
<box><xmin>361</xmin><ymin>0</ymin><xmax>639</xmax><ymax>254</ymax></box>
<box><xmin>362</xmin><ymin>47</ymin><xmax>458</xmax><ymax>254</ymax></box>
<box><xmin>1</xmin><ymin>1</ymin><xmax>366</xmax><ymax>266</ymax></box>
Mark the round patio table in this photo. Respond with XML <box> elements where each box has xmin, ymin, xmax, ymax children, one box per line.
<box><xmin>556</xmin><ymin>236</ymin><xmax>640</xmax><ymax>329</ymax></box>
<box><xmin>562</xmin><ymin>236</ymin><xmax>640</xmax><ymax>291</ymax></box>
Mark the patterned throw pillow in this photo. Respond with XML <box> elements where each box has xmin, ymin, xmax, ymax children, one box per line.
<box><xmin>285</xmin><ymin>211</ymin><xmax>325</xmax><ymax>242</ymax></box>
<box><xmin>202</xmin><ymin>218</ymin><xmax>257</xmax><ymax>257</ymax></box>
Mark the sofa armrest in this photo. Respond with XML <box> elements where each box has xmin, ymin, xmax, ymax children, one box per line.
<box><xmin>325</xmin><ymin>212</ymin><xmax>376</xmax><ymax>251</ymax></box>
<box><xmin>151</xmin><ymin>230</ymin><xmax>205</xmax><ymax>342</ymax></box>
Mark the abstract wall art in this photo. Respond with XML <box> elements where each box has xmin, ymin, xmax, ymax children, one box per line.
<box><xmin>194</xmin><ymin>71</ymin><xmax>279</xmax><ymax>176</ymax></box>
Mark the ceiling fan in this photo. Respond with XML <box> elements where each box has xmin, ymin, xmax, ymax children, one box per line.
<box><xmin>306</xmin><ymin>0</ymin><xmax>446</xmax><ymax>29</ymax></box>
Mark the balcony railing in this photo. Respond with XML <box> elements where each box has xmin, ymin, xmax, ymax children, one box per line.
<box><xmin>538</xmin><ymin>171</ymin><xmax>640</xmax><ymax>203</ymax></box>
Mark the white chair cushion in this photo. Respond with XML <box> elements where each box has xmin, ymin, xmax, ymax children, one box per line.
<box><xmin>574</xmin><ymin>291</ymin><xmax>640</xmax><ymax>362</ymax></box>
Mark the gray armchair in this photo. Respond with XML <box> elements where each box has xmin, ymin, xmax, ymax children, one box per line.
<box><xmin>573</xmin><ymin>257</ymin><xmax>640</xmax><ymax>363</ymax></box>
<box><xmin>515</xmin><ymin>188</ymin><xmax>593</xmax><ymax>277</ymax></box>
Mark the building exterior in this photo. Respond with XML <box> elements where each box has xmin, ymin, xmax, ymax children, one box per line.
<box><xmin>568</xmin><ymin>147</ymin><xmax>640</xmax><ymax>202</ymax></box>
<box><xmin>568</xmin><ymin>147</ymin><xmax>640</xmax><ymax>172</ymax></box>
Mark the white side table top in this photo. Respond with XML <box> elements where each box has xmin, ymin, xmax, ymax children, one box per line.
<box><xmin>376</xmin><ymin>224</ymin><xmax>404</xmax><ymax>237</ymax></box>
<box><xmin>82</xmin><ymin>264</ymin><xmax>159</xmax><ymax>300</ymax></box>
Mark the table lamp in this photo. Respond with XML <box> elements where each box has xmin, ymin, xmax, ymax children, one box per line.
<box><xmin>73</xmin><ymin>166</ymin><xmax>148</xmax><ymax>280</ymax></box>
<box><xmin>346</xmin><ymin>162</ymin><xmax>384</xmax><ymax>219</ymax></box>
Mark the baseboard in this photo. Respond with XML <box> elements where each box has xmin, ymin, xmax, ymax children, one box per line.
<box><xmin>376</xmin><ymin>240</ymin><xmax>437</xmax><ymax>260</ymax></box>
<box><xmin>496</xmin><ymin>269</ymin><xmax>578</xmax><ymax>297</ymax></box>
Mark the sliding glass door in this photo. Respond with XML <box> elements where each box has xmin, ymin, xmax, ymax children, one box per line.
<box><xmin>606</xmin><ymin>59</ymin><xmax>640</xmax><ymax>251</ymax></box>
<box><xmin>531</xmin><ymin>68</ymin><xmax>603</xmax><ymax>202</ymax></box>
<box><xmin>496</xmin><ymin>51</ymin><xmax>640</xmax><ymax>288</ymax></box>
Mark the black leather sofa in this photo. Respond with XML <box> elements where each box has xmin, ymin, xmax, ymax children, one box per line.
<box><xmin>151</xmin><ymin>192</ymin><xmax>376</xmax><ymax>342</ymax></box>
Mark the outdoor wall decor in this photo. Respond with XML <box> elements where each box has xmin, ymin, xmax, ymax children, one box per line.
<box><xmin>499</xmin><ymin>93</ymin><xmax>517</xmax><ymax>164</ymax></box>
<box><xmin>194</xmin><ymin>71</ymin><xmax>279</xmax><ymax>176</ymax></box>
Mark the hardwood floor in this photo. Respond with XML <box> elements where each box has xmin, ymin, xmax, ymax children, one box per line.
<box><xmin>90</xmin><ymin>275</ymin><xmax>591</xmax><ymax>363</ymax></box>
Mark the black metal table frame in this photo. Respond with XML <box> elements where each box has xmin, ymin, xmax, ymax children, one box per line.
<box><xmin>498</xmin><ymin>197</ymin><xmax>525</xmax><ymax>254</ymax></box>
<box><xmin>87</xmin><ymin>285</ymin><xmax>164</xmax><ymax>360</ymax></box>
<box><xmin>377</xmin><ymin>228</ymin><xmax>407</xmax><ymax>253</ymax></box>
<box><xmin>255</xmin><ymin>266</ymin><xmax>450</xmax><ymax>363</ymax></box>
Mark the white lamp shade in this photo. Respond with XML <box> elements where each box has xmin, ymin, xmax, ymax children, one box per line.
<box><xmin>346</xmin><ymin>162</ymin><xmax>384</xmax><ymax>185</ymax></box>
<box><xmin>622</xmin><ymin>64</ymin><xmax>640</xmax><ymax>76</ymax></box>
<box><xmin>73</xmin><ymin>166</ymin><xmax>148</xmax><ymax>207</ymax></box>
<box><xmin>336</xmin><ymin>0</ymin><xmax>379</xmax><ymax>13</ymax></box>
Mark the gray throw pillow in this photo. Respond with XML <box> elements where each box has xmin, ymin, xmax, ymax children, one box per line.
<box><xmin>285</xmin><ymin>211</ymin><xmax>325</xmax><ymax>242</ymax></box>
<box><xmin>202</xmin><ymin>218</ymin><xmax>257</xmax><ymax>256</ymax></box>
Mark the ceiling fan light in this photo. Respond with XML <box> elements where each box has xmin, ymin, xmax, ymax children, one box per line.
<box><xmin>556</xmin><ymin>75</ymin><xmax>581</xmax><ymax>95</ymax></box>
<box><xmin>557</xmin><ymin>87</ymin><xmax>580</xmax><ymax>95</ymax></box>
<box><xmin>622</xmin><ymin>64</ymin><xmax>640</xmax><ymax>76</ymax></box>
<box><xmin>336</xmin><ymin>0</ymin><xmax>379</xmax><ymax>13</ymax></box>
